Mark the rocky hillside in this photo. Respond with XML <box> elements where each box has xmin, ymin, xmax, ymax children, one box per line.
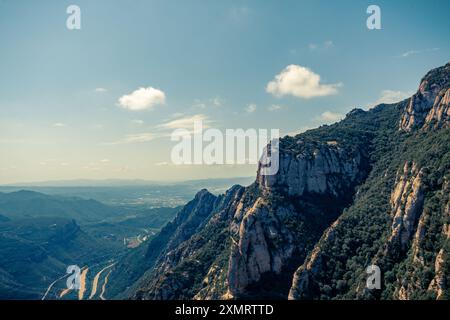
<box><xmin>289</xmin><ymin>62</ymin><xmax>449</xmax><ymax>300</ymax></box>
<box><xmin>125</xmin><ymin>62</ymin><xmax>449</xmax><ymax>300</ymax></box>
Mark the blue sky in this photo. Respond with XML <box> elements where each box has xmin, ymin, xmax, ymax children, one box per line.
<box><xmin>0</xmin><ymin>0</ymin><xmax>449</xmax><ymax>183</ymax></box>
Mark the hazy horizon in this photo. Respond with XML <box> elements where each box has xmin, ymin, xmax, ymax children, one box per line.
<box><xmin>0</xmin><ymin>175</ymin><xmax>255</xmax><ymax>187</ymax></box>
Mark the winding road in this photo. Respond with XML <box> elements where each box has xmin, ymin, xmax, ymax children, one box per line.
<box><xmin>89</xmin><ymin>262</ymin><xmax>116</xmax><ymax>300</ymax></box>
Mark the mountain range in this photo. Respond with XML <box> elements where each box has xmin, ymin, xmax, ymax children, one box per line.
<box><xmin>104</xmin><ymin>62</ymin><xmax>449</xmax><ymax>300</ymax></box>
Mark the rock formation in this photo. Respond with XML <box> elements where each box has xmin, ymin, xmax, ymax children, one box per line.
<box><xmin>126</xmin><ymin>62</ymin><xmax>450</xmax><ymax>300</ymax></box>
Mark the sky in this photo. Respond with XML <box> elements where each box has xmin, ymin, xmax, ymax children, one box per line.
<box><xmin>0</xmin><ymin>0</ymin><xmax>449</xmax><ymax>184</ymax></box>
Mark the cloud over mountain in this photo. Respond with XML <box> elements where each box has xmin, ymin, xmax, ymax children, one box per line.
<box><xmin>267</xmin><ymin>65</ymin><xmax>341</xmax><ymax>99</ymax></box>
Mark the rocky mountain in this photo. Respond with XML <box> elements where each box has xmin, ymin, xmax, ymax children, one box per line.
<box><xmin>289</xmin><ymin>62</ymin><xmax>449</xmax><ymax>300</ymax></box>
<box><xmin>122</xmin><ymin>62</ymin><xmax>449</xmax><ymax>300</ymax></box>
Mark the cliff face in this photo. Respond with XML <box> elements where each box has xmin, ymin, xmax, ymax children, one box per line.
<box><xmin>127</xmin><ymin>62</ymin><xmax>450</xmax><ymax>300</ymax></box>
<box><xmin>289</xmin><ymin>144</ymin><xmax>449</xmax><ymax>300</ymax></box>
<box><xmin>257</xmin><ymin>142</ymin><xmax>365</xmax><ymax>197</ymax></box>
<box><xmin>393</xmin><ymin>177</ymin><xmax>449</xmax><ymax>300</ymax></box>
<box><xmin>387</xmin><ymin>162</ymin><xmax>425</xmax><ymax>252</ymax></box>
<box><xmin>223</xmin><ymin>141</ymin><xmax>368</xmax><ymax>299</ymax></box>
<box><xmin>423</xmin><ymin>87</ymin><xmax>450</xmax><ymax>130</ymax></box>
<box><xmin>400</xmin><ymin>62</ymin><xmax>450</xmax><ymax>131</ymax></box>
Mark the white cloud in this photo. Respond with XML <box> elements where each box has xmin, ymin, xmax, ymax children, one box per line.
<box><xmin>317</xmin><ymin>111</ymin><xmax>343</xmax><ymax>123</ymax></box>
<box><xmin>158</xmin><ymin>114</ymin><xmax>211</xmax><ymax>131</ymax></box>
<box><xmin>266</xmin><ymin>65</ymin><xmax>341</xmax><ymax>99</ymax></box>
<box><xmin>245</xmin><ymin>104</ymin><xmax>257</xmax><ymax>113</ymax></box>
<box><xmin>118</xmin><ymin>87</ymin><xmax>166</xmax><ymax>111</ymax></box>
<box><xmin>267</xmin><ymin>104</ymin><xmax>283</xmax><ymax>112</ymax></box>
<box><xmin>368</xmin><ymin>90</ymin><xmax>412</xmax><ymax>108</ymax></box>
<box><xmin>100</xmin><ymin>159</ymin><xmax>110</xmax><ymax>163</ymax></box>
<box><xmin>53</xmin><ymin>123</ymin><xmax>67</xmax><ymax>127</ymax></box>
<box><xmin>399</xmin><ymin>47</ymin><xmax>439</xmax><ymax>58</ymax></box>
<box><xmin>104</xmin><ymin>133</ymin><xmax>156</xmax><ymax>145</ymax></box>
<box><xmin>155</xmin><ymin>161</ymin><xmax>169</xmax><ymax>166</ymax></box>
<box><xmin>157</xmin><ymin>114</ymin><xmax>213</xmax><ymax>139</ymax></box>
<box><xmin>401</xmin><ymin>50</ymin><xmax>420</xmax><ymax>58</ymax></box>
<box><xmin>95</xmin><ymin>88</ymin><xmax>107</xmax><ymax>93</ymax></box>
<box><xmin>121</xmin><ymin>133</ymin><xmax>155</xmax><ymax>143</ymax></box>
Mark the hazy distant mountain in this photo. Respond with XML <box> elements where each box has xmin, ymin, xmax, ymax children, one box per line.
<box><xmin>1</xmin><ymin>177</ymin><xmax>254</xmax><ymax>188</ymax></box>
<box><xmin>0</xmin><ymin>190</ymin><xmax>120</xmax><ymax>223</ymax></box>
<box><xmin>0</xmin><ymin>177</ymin><xmax>254</xmax><ymax>209</ymax></box>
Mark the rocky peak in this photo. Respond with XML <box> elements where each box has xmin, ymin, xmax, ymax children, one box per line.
<box><xmin>256</xmin><ymin>138</ymin><xmax>367</xmax><ymax>197</ymax></box>
<box><xmin>400</xmin><ymin>62</ymin><xmax>450</xmax><ymax>131</ymax></box>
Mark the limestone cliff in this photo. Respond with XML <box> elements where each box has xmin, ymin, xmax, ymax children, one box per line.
<box><xmin>223</xmin><ymin>141</ymin><xmax>367</xmax><ymax>299</ymax></box>
<box><xmin>400</xmin><ymin>62</ymin><xmax>450</xmax><ymax>131</ymax></box>
<box><xmin>387</xmin><ymin>162</ymin><xmax>425</xmax><ymax>252</ymax></box>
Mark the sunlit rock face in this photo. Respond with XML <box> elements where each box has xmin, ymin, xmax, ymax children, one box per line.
<box><xmin>400</xmin><ymin>62</ymin><xmax>450</xmax><ymax>131</ymax></box>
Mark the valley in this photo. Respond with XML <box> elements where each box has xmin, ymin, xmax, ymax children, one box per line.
<box><xmin>44</xmin><ymin>261</ymin><xmax>117</xmax><ymax>300</ymax></box>
<box><xmin>0</xmin><ymin>177</ymin><xmax>251</xmax><ymax>300</ymax></box>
